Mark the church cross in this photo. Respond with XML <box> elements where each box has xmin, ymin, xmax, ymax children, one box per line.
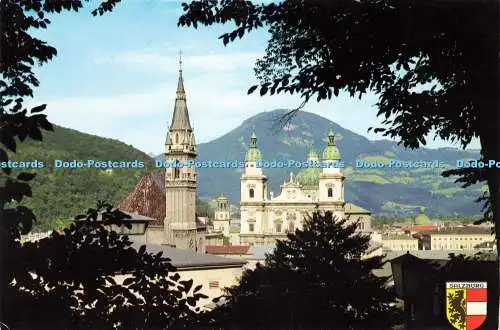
<box><xmin>179</xmin><ymin>50</ymin><xmax>183</xmax><ymax>71</ymax></box>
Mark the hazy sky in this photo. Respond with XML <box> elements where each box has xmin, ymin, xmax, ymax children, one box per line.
<box><xmin>29</xmin><ymin>1</ymin><xmax>481</xmax><ymax>155</ymax></box>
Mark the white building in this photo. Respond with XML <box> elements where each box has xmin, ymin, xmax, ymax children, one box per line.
<box><xmin>214</xmin><ymin>130</ymin><xmax>373</xmax><ymax>246</ymax></box>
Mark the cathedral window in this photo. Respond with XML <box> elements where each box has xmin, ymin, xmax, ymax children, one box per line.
<box><xmin>249</xmin><ymin>188</ymin><xmax>254</xmax><ymax>198</ymax></box>
<box><xmin>175</xmin><ymin>133</ymin><xmax>179</xmax><ymax>144</ymax></box>
<box><xmin>275</xmin><ymin>223</ymin><xmax>282</xmax><ymax>233</ymax></box>
<box><xmin>249</xmin><ymin>223</ymin><xmax>254</xmax><ymax>232</ymax></box>
<box><xmin>327</xmin><ymin>187</ymin><xmax>333</xmax><ymax>197</ymax></box>
<box><xmin>174</xmin><ymin>167</ymin><xmax>180</xmax><ymax>179</ymax></box>
<box><xmin>288</xmin><ymin>222</ymin><xmax>295</xmax><ymax>233</ymax></box>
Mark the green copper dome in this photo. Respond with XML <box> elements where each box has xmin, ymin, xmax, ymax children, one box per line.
<box><xmin>245</xmin><ymin>131</ymin><xmax>262</xmax><ymax>162</ymax></box>
<box><xmin>414</xmin><ymin>208</ymin><xmax>431</xmax><ymax>225</ymax></box>
<box><xmin>217</xmin><ymin>193</ymin><xmax>228</xmax><ymax>200</ymax></box>
<box><xmin>322</xmin><ymin>130</ymin><xmax>341</xmax><ymax>160</ymax></box>
<box><xmin>307</xmin><ymin>148</ymin><xmax>319</xmax><ymax>161</ymax></box>
<box><xmin>296</xmin><ymin>167</ymin><xmax>321</xmax><ymax>187</ymax></box>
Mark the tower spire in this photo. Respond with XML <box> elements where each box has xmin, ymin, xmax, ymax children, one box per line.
<box><xmin>176</xmin><ymin>50</ymin><xmax>185</xmax><ymax>95</ymax></box>
<box><xmin>170</xmin><ymin>50</ymin><xmax>191</xmax><ymax>131</ymax></box>
<box><xmin>179</xmin><ymin>49</ymin><xmax>183</xmax><ymax>72</ymax></box>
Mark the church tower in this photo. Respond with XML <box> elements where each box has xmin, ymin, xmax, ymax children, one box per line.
<box><xmin>240</xmin><ymin>132</ymin><xmax>268</xmax><ymax>243</ymax></box>
<box><xmin>164</xmin><ymin>54</ymin><xmax>198</xmax><ymax>250</ymax></box>
<box><xmin>213</xmin><ymin>193</ymin><xmax>231</xmax><ymax>237</ymax></box>
<box><xmin>318</xmin><ymin>130</ymin><xmax>345</xmax><ymax>219</ymax></box>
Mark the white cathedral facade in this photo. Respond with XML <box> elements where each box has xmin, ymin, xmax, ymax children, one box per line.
<box><xmin>213</xmin><ymin>131</ymin><xmax>373</xmax><ymax>246</ymax></box>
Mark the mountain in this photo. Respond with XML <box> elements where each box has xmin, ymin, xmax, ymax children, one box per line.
<box><xmin>161</xmin><ymin>109</ymin><xmax>484</xmax><ymax>217</ymax></box>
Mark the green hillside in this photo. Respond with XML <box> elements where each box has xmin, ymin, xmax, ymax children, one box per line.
<box><xmin>4</xmin><ymin>126</ymin><xmax>151</xmax><ymax>231</ymax></box>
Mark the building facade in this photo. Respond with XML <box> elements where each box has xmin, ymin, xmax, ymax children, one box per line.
<box><xmin>213</xmin><ymin>194</ymin><xmax>231</xmax><ymax>237</ymax></box>
<box><xmin>236</xmin><ymin>130</ymin><xmax>372</xmax><ymax>245</ymax></box>
<box><xmin>422</xmin><ymin>227</ymin><xmax>495</xmax><ymax>250</ymax></box>
<box><xmin>382</xmin><ymin>234</ymin><xmax>420</xmax><ymax>251</ymax></box>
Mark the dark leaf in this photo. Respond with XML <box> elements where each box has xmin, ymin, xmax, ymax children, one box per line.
<box><xmin>17</xmin><ymin>172</ymin><xmax>36</xmax><ymax>181</ymax></box>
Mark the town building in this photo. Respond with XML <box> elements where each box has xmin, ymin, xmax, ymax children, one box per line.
<box><xmin>420</xmin><ymin>226</ymin><xmax>495</xmax><ymax>250</ymax></box>
<box><xmin>382</xmin><ymin>234</ymin><xmax>419</xmax><ymax>251</ymax></box>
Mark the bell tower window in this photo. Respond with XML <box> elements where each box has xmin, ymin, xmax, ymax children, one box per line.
<box><xmin>174</xmin><ymin>160</ymin><xmax>180</xmax><ymax>178</ymax></box>
<box><xmin>249</xmin><ymin>188</ymin><xmax>254</xmax><ymax>198</ymax></box>
<box><xmin>327</xmin><ymin>187</ymin><xmax>333</xmax><ymax>197</ymax></box>
<box><xmin>175</xmin><ymin>133</ymin><xmax>179</xmax><ymax>144</ymax></box>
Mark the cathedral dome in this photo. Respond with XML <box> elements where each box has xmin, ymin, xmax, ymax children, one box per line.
<box><xmin>217</xmin><ymin>193</ymin><xmax>228</xmax><ymax>200</ymax></box>
<box><xmin>296</xmin><ymin>167</ymin><xmax>321</xmax><ymax>187</ymax></box>
<box><xmin>322</xmin><ymin>130</ymin><xmax>341</xmax><ymax>161</ymax></box>
<box><xmin>414</xmin><ymin>208</ymin><xmax>431</xmax><ymax>225</ymax></box>
<box><xmin>245</xmin><ymin>132</ymin><xmax>262</xmax><ymax>162</ymax></box>
<box><xmin>307</xmin><ymin>148</ymin><xmax>319</xmax><ymax>161</ymax></box>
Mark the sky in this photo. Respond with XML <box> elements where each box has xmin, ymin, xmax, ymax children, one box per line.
<box><xmin>30</xmin><ymin>0</ymin><xmax>481</xmax><ymax>155</ymax></box>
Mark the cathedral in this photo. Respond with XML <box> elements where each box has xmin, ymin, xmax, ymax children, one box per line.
<box><xmin>213</xmin><ymin>131</ymin><xmax>373</xmax><ymax>246</ymax></box>
<box><xmin>120</xmin><ymin>58</ymin><xmax>372</xmax><ymax>251</ymax></box>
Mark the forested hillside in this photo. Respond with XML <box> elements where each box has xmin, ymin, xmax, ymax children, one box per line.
<box><xmin>4</xmin><ymin>125</ymin><xmax>151</xmax><ymax>230</ymax></box>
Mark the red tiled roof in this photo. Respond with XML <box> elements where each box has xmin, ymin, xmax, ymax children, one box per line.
<box><xmin>205</xmin><ymin>245</ymin><xmax>251</xmax><ymax>255</ymax></box>
<box><xmin>401</xmin><ymin>225</ymin><xmax>438</xmax><ymax>232</ymax></box>
<box><xmin>120</xmin><ymin>172</ymin><xmax>165</xmax><ymax>226</ymax></box>
<box><xmin>120</xmin><ymin>172</ymin><xmax>207</xmax><ymax>228</ymax></box>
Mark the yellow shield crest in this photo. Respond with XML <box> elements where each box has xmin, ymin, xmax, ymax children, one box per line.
<box><xmin>446</xmin><ymin>282</ymin><xmax>487</xmax><ymax>330</ymax></box>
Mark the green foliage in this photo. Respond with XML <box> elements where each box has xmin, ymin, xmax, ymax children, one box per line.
<box><xmin>196</xmin><ymin>199</ymin><xmax>213</xmax><ymax>218</ymax></box>
<box><xmin>208</xmin><ymin>211</ymin><xmax>401</xmax><ymax>329</ymax></box>
<box><xmin>3</xmin><ymin>202</ymin><xmax>207</xmax><ymax>329</ymax></box>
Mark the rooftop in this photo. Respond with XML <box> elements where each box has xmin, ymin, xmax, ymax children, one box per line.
<box><xmin>344</xmin><ymin>203</ymin><xmax>370</xmax><ymax>214</ymax></box>
<box><xmin>205</xmin><ymin>245</ymin><xmax>251</xmax><ymax>255</ymax></box>
<box><xmin>95</xmin><ymin>210</ymin><xmax>156</xmax><ymax>222</ymax></box>
<box><xmin>426</xmin><ymin>226</ymin><xmax>493</xmax><ymax>235</ymax></box>
<box><xmin>382</xmin><ymin>234</ymin><xmax>418</xmax><ymax>241</ymax></box>
<box><xmin>120</xmin><ymin>172</ymin><xmax>207</xmax><ymax>229</ymax></box>
<box><xmin>400</xmin><ymin>225</ymin><xmax>438</xmax><ymax>232</ymax></box>
<box><xmin>384</xmin><ymin>250</ymin><xmax>496</xmax><ymax>261</ymax></box>
<box><xmin>129</xmin><ymin>236</ymin><xmax>246</xmax><ymax>269</ymax></box>
<box><xmin>247</xmin><ymin>240</ymin><xmax>383</xmax><ymax>260</ymax></box>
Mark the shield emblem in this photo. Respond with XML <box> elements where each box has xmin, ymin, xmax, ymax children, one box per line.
<box><xmin>446</xmin><ymin>282</ymin><xmax>487</xmax><ymax>330</ymax></box>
